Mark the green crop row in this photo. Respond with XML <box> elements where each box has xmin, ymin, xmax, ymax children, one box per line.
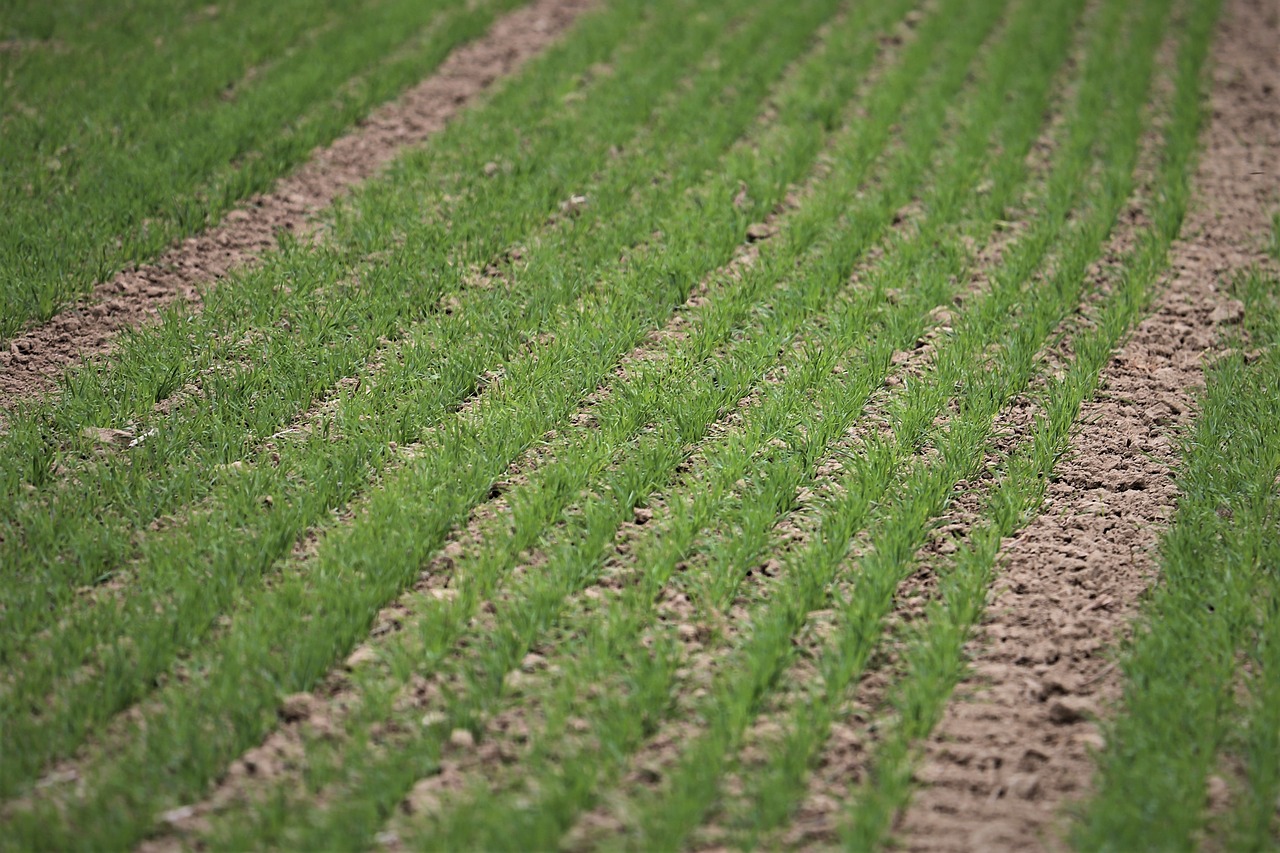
<box><xmin>0</xmin><ymin>0</ymin><xmax>559</xmax><ymax>338</ymax></box>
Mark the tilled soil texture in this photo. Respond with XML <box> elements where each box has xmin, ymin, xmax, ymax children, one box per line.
<box><xmin>900</xmin><ymin>0</ymin><xmax>1280</xmax><ymax>848</ymax></box>
<box><xmin>0</xmin><ymin>0</ymin><xmax>594</xmax><ymax>410</ymax></box>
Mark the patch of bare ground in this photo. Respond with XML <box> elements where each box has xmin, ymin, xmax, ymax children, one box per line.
<box><xmin>899</xmin><ymin>0</ymin><xmax>1280</xmax><ymax>848</ymax></box>
<box><xmin>0</xmin><ymin>0</ymin><xmax>596</xmax><ymax>411</ymax></box>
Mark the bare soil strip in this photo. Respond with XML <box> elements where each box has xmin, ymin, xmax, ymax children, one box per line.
<box><xmin>900</xmin><ymin>0</ymin><xmax>1280</xmax><ymax>848</ymax></box>
<box><xmin>0</xmin><ymin>0</ymin><xmax>594</xmax><ymax>409</ymax></box>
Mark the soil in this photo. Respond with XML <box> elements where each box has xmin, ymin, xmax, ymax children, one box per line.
<box><xmin>0</xmin><ymin>0</ymin><xmax>595</xmax><ymax>412</ymax></box>
<box><xmin>897</xmin><ymin>0</ymin><xmax>1280</xmax><ymax>848</ymax></box>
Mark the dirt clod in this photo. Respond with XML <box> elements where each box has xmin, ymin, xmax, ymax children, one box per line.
<box><xmin>81</xmin><ymin>426</ymin><xmax>134</xmax><ymax>446</ymax></box>
<box><xmin>1047</xmin><ymin>697</ymin><xmax>1096</xmax><ymax>725</ymax></box>
<box><xmin>344</xmin><ymin>645</ymin><xmax>378</xmax><ymax>669</ymax></box>
<box><xmin>1209</xmin><ymin>298</ymin><xmax>1245</xmax><ymax>324</ymax></box>
<box><xmin>159</xmin><ymin>805</ymin><xmax>196</xmax><ymax>826</ymax></box>
<box><xmin>278</xmin><ymin>693</ymin><xmax>315</xmax><ymax>723</ymax></box>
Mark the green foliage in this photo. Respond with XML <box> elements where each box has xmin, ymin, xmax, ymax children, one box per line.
<box><xmin>0</xmin><ymin>0</ymin><xmax>1245</xmax><ymax>849</ymax></box>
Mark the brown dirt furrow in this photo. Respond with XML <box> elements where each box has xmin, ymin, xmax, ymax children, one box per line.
<box><xmin>0</xmin><ymin>0</ymin><xmax>595</xmax><ymax>411</ymax></box>
<box><xmin>898</xmin><ymin>0</ymin><xmax>1280</xmax><ymax>849</ymax></box>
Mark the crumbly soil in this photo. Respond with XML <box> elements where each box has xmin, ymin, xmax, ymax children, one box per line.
<box><xmin>898</xmin><ymin>0</ymin><xmax>1280</xmax><ymax>848</ymax></box>
<box><xmin>0</xmin><ymin>0</ymin><xmax>595</xmax><ymax>411</ymax></box>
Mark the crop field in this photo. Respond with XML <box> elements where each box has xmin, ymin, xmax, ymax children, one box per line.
<box><xmin>1</xmin><ymin>0</ymin><xmax>1277</xmax><ymax>849</ymax></box>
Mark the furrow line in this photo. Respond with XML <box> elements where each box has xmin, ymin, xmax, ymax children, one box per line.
<box><xmin>703</xmin><ymin>0</ymin><xmax>1104</xmax><ymax>845</ymax></box>
<box><xmin>844</xmin><ymin>5</ymin><xmax>1212</xmax><ymax>841</ymax></box>
<box><xmin>898</xmin><ymin>0</ymin><xmax>1248</xmax><ymax>845</ymax></box>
